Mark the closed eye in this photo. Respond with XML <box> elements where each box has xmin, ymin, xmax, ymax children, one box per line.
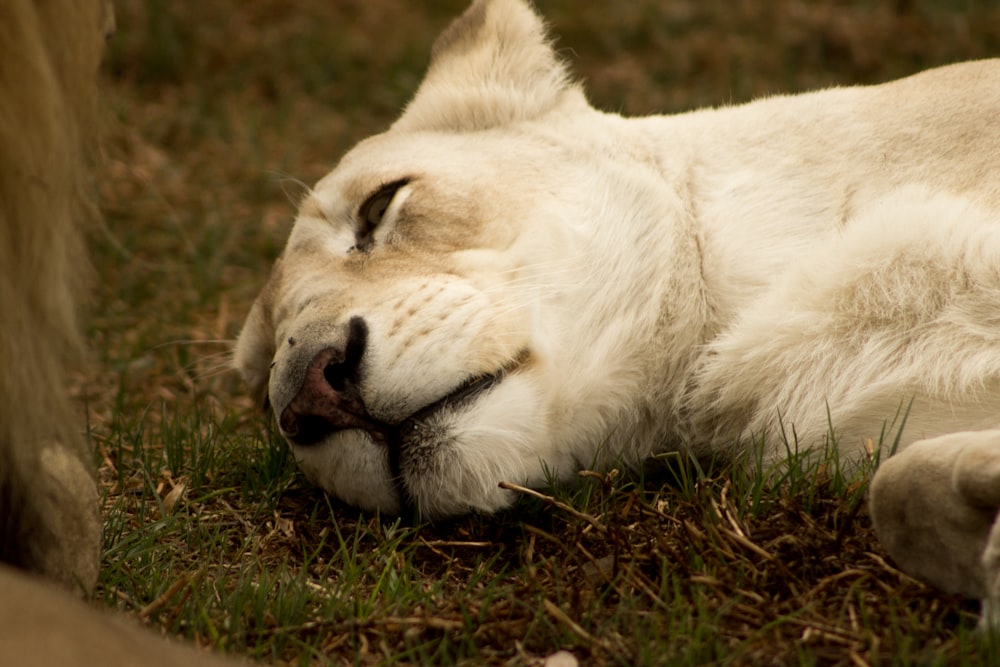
<box><xmin>355</xmin><ymin>178</ymin><xmax>410</xmax><ymax>252</ymax></box>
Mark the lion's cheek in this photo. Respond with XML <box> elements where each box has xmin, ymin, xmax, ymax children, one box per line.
<box><xmin>399</xmin><ymin>372</ymin><xmax>560</xmax><ymax>517</ymax></box>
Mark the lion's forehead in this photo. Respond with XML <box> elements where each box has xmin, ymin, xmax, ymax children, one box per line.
<box><xmin>311</xmin><ymin>124</ymin><xmax>577</xmax><ymax>206</ymax></box>
<box><xmin>316</xmin><ymin>131</ymin><xmax>499</xmax><ymax>192</ymax></box>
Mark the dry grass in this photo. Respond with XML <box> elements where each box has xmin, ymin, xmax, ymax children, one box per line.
<box><xmin>84</xmin><ymin>1</ymin><xmax>1000</xmax><ymax>664</ymax></box>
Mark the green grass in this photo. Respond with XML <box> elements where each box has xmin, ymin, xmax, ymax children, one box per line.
<box><xmin>95</xmin><ymin>412</ymin><xmax>995</xmax><ymax>664</ymax></box>
<box><xmin>84</xmin><ymin>0</ymin><xmax>1000</xmax><ymax>664</ymax></box>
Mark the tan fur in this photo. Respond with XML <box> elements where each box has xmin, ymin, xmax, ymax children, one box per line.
<box><xmin>237</xmin><ymin>0</ymin><xmax>1000</xmax><ymax>621</ymax></box>
<box><xmin>0</xmin><ymin>564</ymin><xmax>241</xmax><ymax>667</ymax></box>
<box><xmin>0</xmin><ymin>0</ymin><xmax>112</xmax><ymax>592</ymax></box>
<box><xmin>0</xmin><ymin>3</ymin><xmax>250</xmax><ymax>664</ymax></box>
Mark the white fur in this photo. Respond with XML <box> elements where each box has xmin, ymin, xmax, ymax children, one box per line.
<box><xmin>236</xmin><ymin>0</ymin><xmax>1000</xmax><ymax>613</ymax></box>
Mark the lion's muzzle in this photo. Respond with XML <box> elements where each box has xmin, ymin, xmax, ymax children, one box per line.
<box><xmin>277</xmin><ymin>317</ymin><xmax>390</xmax><ymax>446</ymax></box>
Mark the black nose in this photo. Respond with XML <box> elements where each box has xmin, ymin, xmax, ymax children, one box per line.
<box><xmin>322</xmin><ymin>316</ymin><xmax>367</xmax><ymax>393</ymax></box>
<box><xmin>279</xmin><ymin>317</ymin><xmax>385</xmax><ymax>445</ymax></box>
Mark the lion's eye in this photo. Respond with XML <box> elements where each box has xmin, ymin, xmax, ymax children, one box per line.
<box><xmin>354</xmin><ymin>178</ymin><xmax>409</xmax><ymax>252</ymax></box>
<box><xmin>364</xmin><ymin>191</ymin><xmax>394</xmax><ymax>226</ymax></box>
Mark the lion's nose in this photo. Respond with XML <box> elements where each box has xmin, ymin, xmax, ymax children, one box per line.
<box><xmin>278</xmin><ymin>317</ymin><xmax>385</xmax><ymax>445</ymax></box>
<box><xmin>320</xmin><ymin>316</ymin><xmax>367</xmax><ymax>394</ymax></box>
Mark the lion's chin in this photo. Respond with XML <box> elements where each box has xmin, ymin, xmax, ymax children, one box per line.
<box><xmin>290</xmin><ymin>431</ymin><xmax>402</xmax><ymax>515</ymax></box>
<box><xmin>288</xmin><ymin>366</ymin><xmax>548</xmax><ymax>519</ymax></box>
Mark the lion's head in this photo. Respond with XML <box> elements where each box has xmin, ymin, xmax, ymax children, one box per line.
<box><xmin>235</xmin><ymin>0</ymin><xmax>704</xmax><ymax>517</ymax></box>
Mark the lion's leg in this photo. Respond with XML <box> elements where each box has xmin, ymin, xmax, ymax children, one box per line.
<box><xmin>870</xmin><ymin>431</ymin><xmax>1000</xmax><ymax>624</ymax></box>
<box><xmin>0</xmin><ymin>0</ymin><xmax>109</xmax><ymax>592</ymax></box>
<box><xmin>695</xmin><ymin>185</ymin><xmax>1000</xmax><ymax>621</ymax></box>
<box><xmin>695</xmin><ymin>186</ymin><xmax>1000</xmax><ymax>456</ymax></box>
<box><xmin>982</xmin><ymin>510</ymin><xmax>1000</xmax><ymax>629</ymax></box>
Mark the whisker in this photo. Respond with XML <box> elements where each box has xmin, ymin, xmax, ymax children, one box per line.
<box><xmin>269</xmin><ymin>171</ymin><xmax>314</xmax><ymax>208</ymax></box>
<box><xmin>149</xmin><ymin>339</ymin><xmax>234</xmax><ymax>350</ymax></box>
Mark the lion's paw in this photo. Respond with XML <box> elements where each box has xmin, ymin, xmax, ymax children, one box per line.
<box><xmin>870</xmin><ymin>430</ymin><xmax>1000</xmax><ymax>626</ymax></box>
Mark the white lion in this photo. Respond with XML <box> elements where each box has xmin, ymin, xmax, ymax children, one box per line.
<box><xmin>236</xmin><ymin>0</ymin><xmax>1000</xmax><ymax>616</ymax></box>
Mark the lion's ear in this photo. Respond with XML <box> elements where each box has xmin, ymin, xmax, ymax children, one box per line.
<box><xmin>393</xmin><ymin>0</ymin><xmax>586</xmax><ymax>133</ymax></box>
<box><xmin>234</xmin><ymin>260</ymin><xmax>281</xmax><ymax>412</ymax></box>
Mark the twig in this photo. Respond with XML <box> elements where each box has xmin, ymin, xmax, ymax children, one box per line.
<box><xmin>248</xmin><ymin>614</ymin><xmax>465</xmax><ymax>638</ymax></box>
<box><xmin>498</xmin><ymin>481</ymin><xmax>608</xmax><ymax>534</ymax></box>
<box><xmin>848</xmin><ymin>650</ymin><xmax>872</xmax><ymax>667</ymax></box>
<box><xmin>865</xmin><ymin>552</ymin><xmax>925</xmax><ymax>587</ymax></box>
<box><xmin>138</xmin><ymin>572</ymin><xmax>195</xmax><ymax>620</ymax></box>
<box><xmin>806</xmin><ymin>568</ymin><xmax>870</xmax><ymax>597</ymax></box>
<box><xmin>379</xmin><ymin>616</ymin><xmax>465</xmax><ymax>631</ymax></box>
<box><xmin>419</xmin><ymin>539</ymin><xmax>493</xmax><ymax>548</ymax></box>
<box><xmin>418</xmin><ymin>537</ymin><xmax>494</xmax><ymax>560</ymax></box>
<box><xmin>721</xmin><ymin>525</ymin><xmax>775</xmax><ymax>562</ymax></box>
<box><xmin>543</xmin><ymin>599</ymin><xmax>612</xmax><ymax>651</ymax></box>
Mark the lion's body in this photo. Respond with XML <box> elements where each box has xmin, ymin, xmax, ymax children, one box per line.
<box><xmin>0</xmin><ymin>0</ymin><xmax>111</xmax><ymax>591</ymax></box>
<box><xmin>0</xmin><ymin>3</ymin><xmax>248</xmax><ymax>664</ymax></box>
<box><xmin>237</xmin><ymin>0</ymin><xmax>1000</xmax><ymax>612</ymax></box>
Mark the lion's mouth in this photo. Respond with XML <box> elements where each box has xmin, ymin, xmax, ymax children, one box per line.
<box><xmin>280</xmin><ymin>350</ymin><xmax>530</xmax><ymax>448</ymax></box>
<box><xmin>395</xmin><ymin>350</ymin><xmax>530</xmax><ymax>434</ymax></box>
<box><xmin>385</xmin><ymin>350</ymin><xmax>530</xmax><ymax>511</ymax></box>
